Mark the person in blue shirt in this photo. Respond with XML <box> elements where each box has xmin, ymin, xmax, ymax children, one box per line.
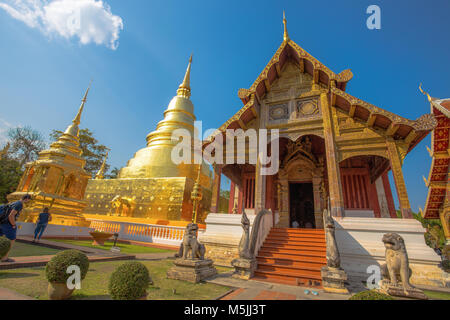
<box><xmin>33</xmin><ymin>207</ymin><xmax>52</xmax><ymax>243</ymax></box>
<box><xmin>0</xmin><ymin>194</ymin><xmax>32</xmax><ymax>262</ymax></box>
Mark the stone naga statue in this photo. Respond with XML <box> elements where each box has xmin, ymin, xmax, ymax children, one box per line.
<box><xmin>381</xmin><ymin>233</ymin><xmax>413</xmax><ymax>291</ymax></box>
<box><xmin>323</xmin><ymin>208</ymin><xmax>341</xmax><ymax>268</ymax></box>
<box><xmin>238</xmin><ymin>209</ymin><xmax>253</xmax><ymax>260</ymax></box>
<box><xmin>175</xmin><ymin>223</ymin><xmax>206</xmax><ymax>260</ymax></box>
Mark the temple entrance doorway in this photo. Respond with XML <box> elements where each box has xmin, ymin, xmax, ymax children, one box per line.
<box><xmin>289</xmin><ymin>182</ymin><xmax>315</xmax><ymax>228</ymax></box>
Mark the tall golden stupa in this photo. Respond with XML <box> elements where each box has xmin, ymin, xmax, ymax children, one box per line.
<box><xmin>83</xmin><ymin>56</ymin><xmax>212</xmax><ymax>225</ymax></box>
<box><xmin>8</xmin><ymin>86</ymin><xmax>92</xmax><ymax>227</ymax></box>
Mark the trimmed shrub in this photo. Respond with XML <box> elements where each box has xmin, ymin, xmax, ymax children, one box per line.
<box><xmin>442</xmin><ymin>260</ymin><xmax>450</xmax><ymax>273</ymax></box>
<box><xmin>0</xmin><ymin>236</ymin><xmax>11</xmax><ymax>259</ymax></box>
<box><xmin>45</xmin><ymin>249</ymin><xmax>89</xmax><ymax>283</ymax></box>
<box><xmin>109</xmin><ymin>261</ymin><xmax>152</xmax><ymax>300</ymax></box>
<box><xmin>349</xmin><ymin>290</ymin><xmax>395</xmax><ymax>300</ymax></box>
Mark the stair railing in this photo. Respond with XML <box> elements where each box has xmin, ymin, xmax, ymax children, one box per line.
<box><xmin>323</xmin><ymin>197</ymin><xmax>341</xmax><ymax>268</ymax></box>
<box><xmin>249</xmin><ymin>208</ymin><xmax>273</xmax><ymax>257</ymax></box>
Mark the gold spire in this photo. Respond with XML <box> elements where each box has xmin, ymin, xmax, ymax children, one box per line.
<box><xmin>283</xmin><ymin>11</ymin><xmax>289</xmax><ymax>42</ymax></box>
<box><xmin>65</xmin><ymin>81</ymin><xmax>92</xmax><ymax>137</ymax></box>
<box><xmin>95</xmin><ymin>151</ymin><xmax>108</xmax><ymax>180</ymax></box>
<box><xmin>74</xmin><ymin>81</ymin><xmax>91</xmax><ymax>126</ymax></box>
<box><xmin>177</xmin><ymin>54</ymin><xmax>192</xmax><ymax>98</ymax></box>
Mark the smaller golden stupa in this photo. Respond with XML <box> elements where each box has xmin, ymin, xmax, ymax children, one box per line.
<box><xmin>8</xmin><ymin>85</ymin><xmax>92</xmax><ymax>227</ymax></box>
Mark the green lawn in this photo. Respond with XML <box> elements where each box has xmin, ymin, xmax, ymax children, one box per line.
<box><xmin>50</xmin><ymin>239</ymin><xmax>176</xmax><ymax>254</ymax></box>
<box><xmin>423</xmin><ymin>289</ymin><xmax>450</xmax><ymax>300</ymax></box>
<box><xmin>9</xmin><ymin>242</ymin><xmax>61</xmax><ymax>257</ymax></box>
<box><xmin>0</xmin><ymin>259</ymin><xmax>232</xmax><ymax>300</ymax></box>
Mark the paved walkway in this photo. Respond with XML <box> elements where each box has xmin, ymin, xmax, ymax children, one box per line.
<box><xmin>0</xmin><ymin>236</ymin><xmax>136</xmax><ymax>270</ymax></box>
<box><xmin>135</xmin><ymin>252</ymin><xmax>175</xmax><ymax>260</ymax></box>
<box><xmin>208</xmin><ymin>272</ymin><xmax>351</xmax><ymax>300</ymax></box>
<box><xmin>0</xmin><ymin>287</ymin><xmax>35</xmax><ymax>300</ymax></box>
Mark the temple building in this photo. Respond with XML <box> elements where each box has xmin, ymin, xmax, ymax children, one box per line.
<box><xmin>204</xmin><ymin>17</ymin><xmax>435</xmax><ymax>227</ymax></box>
<box><xmin>82</xmin><ymin>56</ymin><xmax>213</xmax><ymax>225</ymax></box>
<box><xmin>8</xmin><ymin>87</ymin><xmax>92</xmax><ymax>227</ymax></box>
<box><xmin>199</xmin><ymin>15</ymin><xmax>446</xmax><ymax>287</ymax></box>
<box><xmin>420</xmin><ymin>86</ymin><xmax>450</xmax><ymax>247</ymax></box>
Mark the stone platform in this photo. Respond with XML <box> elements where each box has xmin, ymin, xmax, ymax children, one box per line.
<box><xmin>167</xmin><ymin>258</ymin><xmax>217</xmax><ymax>283</ymax></box>
<box><xmin>198</xmin><ymin>213</ymin><xmax>256</xmax><ymax>266</ymax></box>
<box><xmin>379</xmin><ymin>280</ymin><xmax>428</xmax><ymax>300</ymax></box>
<box><xmin>231</xmin><ymin>258</ymin><xmax>257</xmax><ymax>280</ymax></box>
<box><xmin>334</xmin><ymin>217</ymin><xmax>449</xmax><ymax>288</ymax></box>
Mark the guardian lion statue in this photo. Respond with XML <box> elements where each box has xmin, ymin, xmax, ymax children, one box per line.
<box><xmin>381</xmin><ymin>233</ymin><xmax>413</xmax><ymax>291</ymax></box>
<box><xmin>175</xmin><ymin>223</ymin><xmax>205</xmax><ymax>260</ymax></box>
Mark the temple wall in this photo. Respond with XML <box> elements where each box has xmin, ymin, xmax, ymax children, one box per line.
<box><xmin>334</xmin><ymin>217</ymin><xmax>449</xmax><ymax>288</ymax></box>
<box><xmin>83</xmin><ymin>177</ymin><xmax>212</xmax><ymax>224</ymax></box>
<box><xmin>198</xmin><ymin>213</ymin><xmax>256</xmax><ymax>266</ymax></box>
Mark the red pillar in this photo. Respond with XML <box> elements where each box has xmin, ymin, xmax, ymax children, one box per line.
<box><xmin>382</xmin><ymin>171</ymin><xmax>397</xmax><ymax>218</ymax></box>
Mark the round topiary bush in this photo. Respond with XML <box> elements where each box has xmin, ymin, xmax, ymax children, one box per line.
<box><xmin>349</xmin><ymin>290</ymin><xmax>395</xmax><ymax>300</ymax></box>
<box><xmin>442</xmin><ymin>260</ymin><xmax>450</xmax><ymax>273</ymax></box>
<box><xmin>45</xmin><ymin>249</ymin><xmax>89</xmax><ymax>283</ymax></box>
<box><xmin>0</xmin><ymin>236</ymin><xmax>11</xmax><ymax>259</ymax></box>
<box><xmin>109</xmin><ymin>261</ymin><xmax>152</xmax><ymax>300</ymax></box>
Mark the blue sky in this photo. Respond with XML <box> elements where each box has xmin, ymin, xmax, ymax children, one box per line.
<box><xmin>0</xmin><ymin>0</ymin><xmax>449</xmax><ymax>212</ymax></box>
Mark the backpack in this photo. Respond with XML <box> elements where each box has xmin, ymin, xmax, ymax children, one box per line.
<box><xmin>0</xmin><ymin>204</ymin><xmax>12</xmax><ymax>224</ymax></box>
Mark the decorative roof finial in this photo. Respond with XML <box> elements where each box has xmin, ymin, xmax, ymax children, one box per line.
<box><xmin>177</xmin><ymin>54</ymin><xmax>192</xmax><ymax>99</ymax></box>
<box><xmin>95</xmin><ymin>151</ymin><xmax>108</xmax><ymax>180</ymax></box>
<box><xmin>283</xmin><ymin>11</ymin><xmax>289</xmax><ymax>42</ymax></box>
<box><xmin>64</xmin><ymin>81</ymin><xmax>92</xmax><ymax>137</ymax></box>
<box><xmin>73</xmin><ymin>80</ymin><xmax>92</xmax><ymax>126</ymax></box>
<box><xmin>419</xmin><ymin>83</ymin><xmax>433</xmax><ymax>103</ymax></box>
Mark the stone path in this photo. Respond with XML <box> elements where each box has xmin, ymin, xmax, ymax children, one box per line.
<box><xmin>135</xmin><ymin>252</ymin><xmax>175</xmax><ymax>260</ymax></box>
<box><xmin>0</xmin><ymin>287</ymin><xmax>35</xmax><ymax>300</ymax></box>
<box><xmin>207</xmin><ymin>272</ymin><xmax>351</xmax><ymax>300</ymax></box>
<box><xmin>0</xmin><ymin>236</ymin><xmax>136</xmax><ymax>270</ymax></box>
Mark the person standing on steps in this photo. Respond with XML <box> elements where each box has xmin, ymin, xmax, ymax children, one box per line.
<box><xmin>33</xmin><ymin>207</ymin><xmax>52</xmax><ymax>243</ymax></box>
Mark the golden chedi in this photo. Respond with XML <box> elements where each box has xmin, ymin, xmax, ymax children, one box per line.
<box><xmin>8</xmin><ymin>86</ymin><xmax>92</xmax><ymax>227</ymax></box>
<box><xmin>83</xmin><ymin>56</ymin><xmax>212</xmax><ymax>225</ymax></box>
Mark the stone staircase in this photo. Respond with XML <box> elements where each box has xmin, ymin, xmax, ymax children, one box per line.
<box><xmin>253</xmin><ymin>228</ymin><xmax>327</xmax><ymax>287</ymax></box>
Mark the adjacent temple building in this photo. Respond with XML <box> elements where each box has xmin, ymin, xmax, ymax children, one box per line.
<box><xmin>421</xmin><ymin>87</ymin><xmax>450</xmax><ymax>246</ymax></box>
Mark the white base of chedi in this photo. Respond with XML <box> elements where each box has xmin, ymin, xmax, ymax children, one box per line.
<box><xmin>334</xmin><ymin>217</ymin><xmax>449</xmax><ymax>288</ymax></box>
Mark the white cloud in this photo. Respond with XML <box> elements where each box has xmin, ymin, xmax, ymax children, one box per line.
<box><xmin>0</xmin><ymin>0</ymin><xmax>123</xmax><ymax>50</ymax></box>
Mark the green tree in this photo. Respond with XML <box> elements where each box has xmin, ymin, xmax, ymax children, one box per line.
<box><xmin>105</xmin><ymin>167</ymin><xmax>120</xmax><ymax>179</ymax></box>
<box><xmin>412</xmin><ymin>211</ymin><xmax>445</xmax><ymax>250</ymax></box>
<box><xmin>7</xmin><ymin>126</ymin><xmax>46</xmax><ymax>167</ymax></box>
<box><xmin>0</xmin><ymin>157</ymin><xmax>23</xmax><ymax>204</ymax></box>
<box><xmin>50</xmin><ymin>128</ymin><xmax>110</xmax><ymax>178</ymax></box>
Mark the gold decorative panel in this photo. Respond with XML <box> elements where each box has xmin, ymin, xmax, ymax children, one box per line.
<box><xmin>269</xmin><ymin>104</ymin><xmax>289</xmax><ymax>120</ymax></box>
<box><xmin>296</xmin><ymin>99</ymin><xmax>319</xmax><ymax>118</ymax></box>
